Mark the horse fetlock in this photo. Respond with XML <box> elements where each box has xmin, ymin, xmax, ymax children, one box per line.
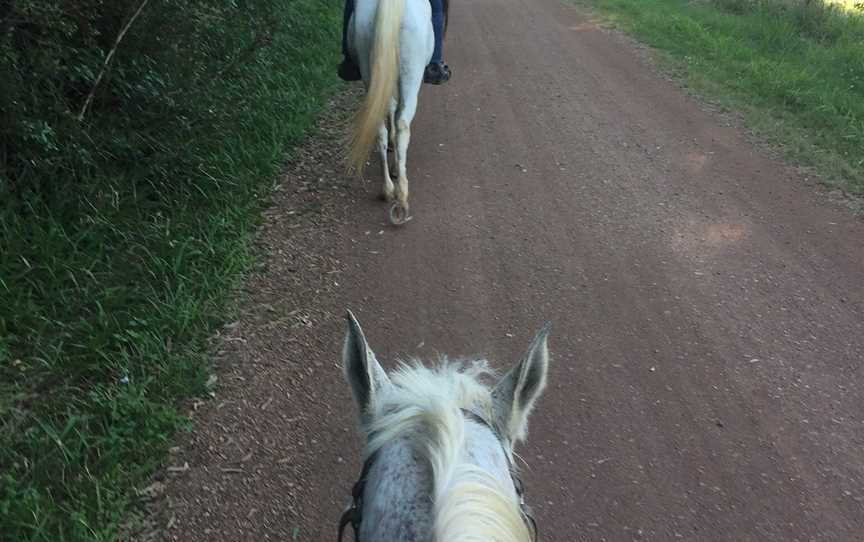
<box><xmin>396</xmin><ymin>176</ymin><xmax>409</xmax><ymax>203</ymax></box>
<box><xmin>382</xmin><ymin>179</ymin><xmax>396</xmax><ymax>202</ymax></box>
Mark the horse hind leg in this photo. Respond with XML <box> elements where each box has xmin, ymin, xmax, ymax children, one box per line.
<box><xmin>386</xmin><ymin>99</ymin><xmax>397</xmax><ymax>178</ymax></box>
<box><xmin>378</xmin><ymin>123</ymin><xmax>395</xmax><ymax>202</ymax></box>
<box><xmin>388</xmin><ymin>107</ymin><xmax>397</xmax><ymax>155</ymax></box>
<box><xmin>394</xmin><ymin>88</ymin><xmax>419</xmax><ymax>213</ymax></box>
<box><xmin>395</xmin><ymin>119</ymin><xmax>410</xmax><ymax>209</ymax></box>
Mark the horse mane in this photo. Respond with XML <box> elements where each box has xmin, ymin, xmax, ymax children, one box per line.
<box><xmin>363</xmin><ymin>360</ymin><xmax>532</xmax><ymax>542</ymax></box>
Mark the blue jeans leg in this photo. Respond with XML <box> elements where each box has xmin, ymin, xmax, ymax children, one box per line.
<box><xmin>342</xmin><ymin>0</ymin><xmax>355</xmax><ymax>59</ymax></box>
<box><xmin>430</xmin><ymin>0</ymin><xmax>445</xmax><ymax>64</ymax></box>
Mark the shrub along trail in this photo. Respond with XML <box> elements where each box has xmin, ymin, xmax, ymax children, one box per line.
<box><xmin>0</xmin><ymin>1</ymin><xmax>341</xmax><ymax>539</ymax></box>
<box><xmin>144</xmin><ymin>0</ymin><xmax>863</xmax><ymax>540</ymax></box>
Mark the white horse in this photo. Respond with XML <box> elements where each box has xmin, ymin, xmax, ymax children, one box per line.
<box><xmin>346</xmin><ymin>0</ymin><xmax>435</xmax><ymax>224</ymax></box>
<box><xmin>339</xmin><ymin>311</ymin><xmax>549</xmax><ymax>541</ymax></box>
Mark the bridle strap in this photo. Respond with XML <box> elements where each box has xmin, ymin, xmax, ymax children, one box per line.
<box><xmin>337</xmin><ymin>506</ymin><xmax>358</xmax><ymax>542</ymax></box>
<box><xmin>525</xmin><ymin>507</ymin><xmax>539</xmax><ymax>541</ymax></box>
<box><xmin>337</xmin><ymin>451</ymin><xmax>377</xmax><ymax>542</ymax></box>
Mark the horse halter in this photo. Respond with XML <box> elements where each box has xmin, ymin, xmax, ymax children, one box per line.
<box><xmin>338</xmin><ymin>409</ymin><xmax>539</xmax><ymax>541</ymax></box>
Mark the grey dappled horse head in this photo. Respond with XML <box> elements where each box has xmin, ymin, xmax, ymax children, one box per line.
<box><xmin>340</xmin><ymin>311</ymin><xmax>549</xmax><ymax>541</ymax></box>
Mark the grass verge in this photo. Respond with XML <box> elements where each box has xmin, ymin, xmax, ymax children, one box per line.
<box><xmin>577</xmin><ymin>0</ymin><xmax>864</xmax><ymax>195</ymax></box>
<box><xmin>0</xmin><ymin>1</ymin><xmax>342</xmax><ymax>540</ymax></box>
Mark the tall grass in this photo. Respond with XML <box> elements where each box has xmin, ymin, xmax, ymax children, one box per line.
<box><xmin>581</xmin><ymin>0</ymin><xmax>864</xmax><ymax>194</ymax></box>
<box><xmin>0</xmin><ymin>1</ymin><xmax>342</xmax><ymax>539</ymax></box>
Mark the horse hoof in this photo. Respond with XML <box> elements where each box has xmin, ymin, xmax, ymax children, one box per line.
<box><xmin>388</xmin><ymin>201</ymin><xmax>411</xmax><ymax>225</ymax></box>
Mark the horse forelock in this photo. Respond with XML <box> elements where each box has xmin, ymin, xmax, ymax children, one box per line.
<box><xmin>361</xmin><ymin>360</ymin><xmax>531</xmax><ymax>542</ymax></box>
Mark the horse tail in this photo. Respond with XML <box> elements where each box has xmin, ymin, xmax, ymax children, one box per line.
<box><xmin>348</xmin><ymin>0</ymin><xmax>405</xmax><ymax>173</ymax></box>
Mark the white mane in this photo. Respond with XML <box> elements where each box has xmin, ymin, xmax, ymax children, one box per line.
<box><xmin>362</xmin><ymin>360</ymin><xmax>532</xmax><ymax>542</ymax></box>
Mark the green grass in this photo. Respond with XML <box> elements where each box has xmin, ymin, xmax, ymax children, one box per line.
<box><xmin>0</xmin><ymin>1</ymin><xmax>342</xmax><ymax>540</ymax></box>
<box><xmin>578</xmin><ymin>0</ymin><xmax>864</xmax><ymax>195</ymax></box>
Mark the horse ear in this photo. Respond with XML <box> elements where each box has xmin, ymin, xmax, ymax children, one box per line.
<box><xmin>343</xmin><ymin>310</ymin><xmax>391</xmax><ymax>420</ymax></box>
<box><xmin>492</xmin><ymin>323</ymin><xmax>551</xmax><ymax>443</ymax></box>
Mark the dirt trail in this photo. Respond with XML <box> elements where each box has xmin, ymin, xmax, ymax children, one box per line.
<box><xmin>141</xmin><ymin>0</ymin><xmax>864</xmax><ymax>540</ymax></box>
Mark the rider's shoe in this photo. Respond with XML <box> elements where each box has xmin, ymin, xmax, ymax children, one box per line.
<box><xmin>338</xmin><ymin>57</ymin><xmax>362</xmax><ymax>82</ymax></box>
<box><xmin>423</xmin><ymin>62</ymin><xmax>451</xmax><ymax>85</ymax></box>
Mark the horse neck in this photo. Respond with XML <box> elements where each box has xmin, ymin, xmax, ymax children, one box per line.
<box><xmin>359</xmin><ymin>437</ymin><xmax>435</xmax><ymax>542</ymax></box>
<box><xmin>359</xmin><ymin>420</ymin><xmax>523</xmax><ymax>542</ymax></box>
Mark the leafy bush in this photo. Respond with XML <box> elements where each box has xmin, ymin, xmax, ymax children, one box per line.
<box><xmin>0</xmin><ymin>1</ymin><xmax>341</xmax><ymax>539</ymax></box>
<box><xmin>3</xmin><ymin>1</ymin><xmax>297</xmax><ymax>209</ymax></box>
<box><xmin>710</xmin><ymin>0</ymin><xmax>864</xmax><ymax>42</ymax></box>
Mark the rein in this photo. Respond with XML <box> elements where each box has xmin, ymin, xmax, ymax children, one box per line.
<box><xmin>337</xmin><ymin>409</ymin><xmax>538</xmax><ymax>541</ymax></box>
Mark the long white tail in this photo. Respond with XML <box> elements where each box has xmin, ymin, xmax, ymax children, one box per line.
<box><xmin>348</xmin><ymin>0</ymin><xmax>405</xmax><ymax>173</ymax></box>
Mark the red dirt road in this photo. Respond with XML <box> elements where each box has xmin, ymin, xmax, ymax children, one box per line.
<box><xmin>144</xmin><ymin>0</ymin><xmax>864</xmax><ymax>540</ymax></box>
